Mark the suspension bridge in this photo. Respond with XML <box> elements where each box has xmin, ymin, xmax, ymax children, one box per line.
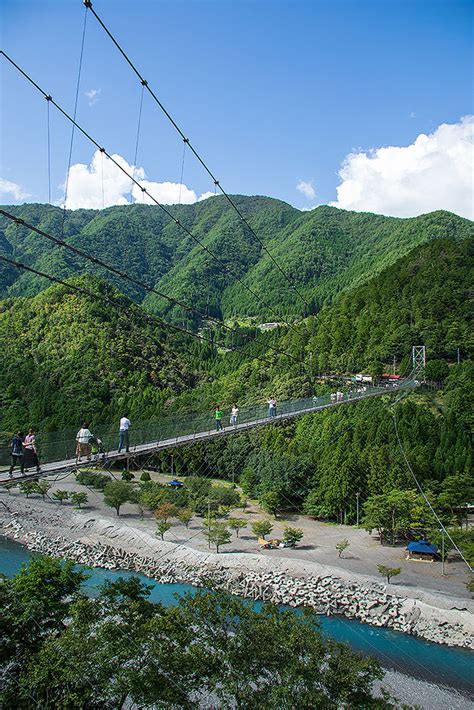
<box><xmin>0</xmin><ymin>10</ymin><xmax>420</xmax><ymax>498</ymax></box>
<box><xmin>0</xmin><ymin>381</ymin><xmax>417</xmax><ymax>484</ymax></box>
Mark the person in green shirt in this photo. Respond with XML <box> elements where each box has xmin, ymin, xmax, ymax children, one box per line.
<box><xmin>215</xmin><ymin>406</ymin><xmax>224</xmax><ymax>431</ymax></box>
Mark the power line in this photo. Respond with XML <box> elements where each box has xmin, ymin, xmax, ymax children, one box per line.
<box><xmin>84</xmin><ymin>0</ymin><xmax>311</xmax><ymax>312</ymax></box>
<box><xmin>0</xmin><ymin>50</ymin><xmax>301</xmax><ymax>337</ymax></box>
<box><xmin>0</xmin><ymin>209</ymin><xmax>303</xmax><ymax>367</ymax></box>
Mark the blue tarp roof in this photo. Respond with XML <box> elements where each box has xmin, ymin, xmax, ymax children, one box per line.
<box><xmin>166</xmin><ymin>479</ymin><xmax>184</xmax><ymax>486</ymax></box>
<box><xmin>406</xmin><ymin>539</ymin><xmax>438</xmax><ymax>554</ymax></box>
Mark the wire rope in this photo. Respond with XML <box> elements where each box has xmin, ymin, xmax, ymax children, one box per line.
<box><xmin>131</xmin><ymin>81</ymin><xmax>146</xmax><ymax>197</ymax></box>
<box><xmin>392</xmin><ymin>409</ymin><xmax>472</xmax><ymax>572</ymax></box>
<box><xmin>60</xmin><ymin>5</ymin><xmax>88</xmax><ymax>235</ymax></box>
<box><xmin>84</xmin><ymin>0</ymin><xmax>311</xmax><ymax>312</ymax></box>
<box><xmin>0</xmin><ymin>246</ymin><xmax>304</xmax><ymax>374</ymax></box>
<box><xmin>0</xmin><ymin>209</ymin><xmax>303</xmax><ymax>366</ymax></box>
<box><xmin>1</xmin><ymin>50</ymin><xmax>302</xmax><ymax>338</ymax></box>
<box><xmin>45</xmin><ymin>96</ymin><xmax>52</xmax><ymax>204</ymax></box>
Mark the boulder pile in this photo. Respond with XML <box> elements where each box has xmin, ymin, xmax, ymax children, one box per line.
<box><xmin>2</xmin><ymin>516</ymin><xmax>472</xmax><ymax>650</ymax></box>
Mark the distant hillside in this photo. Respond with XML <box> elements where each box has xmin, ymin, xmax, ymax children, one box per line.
<box><xmin>299</xmin><ymin>236</ymin><xmax>474</xmax><ymax>373</ymax></box>
<box><xmin>1</xmin><ymin>199</ymin><xmax>471</xmax><ymax>325</ymax></box>
<box><xmin>0</xmin><ymin>233</ymin><xmax>472</xmax><ymax>432</ymax></box>
<box><xmin>0</xmin><ymin>276</ymin><xmax>208</xmax><ymax>431</ymax></box>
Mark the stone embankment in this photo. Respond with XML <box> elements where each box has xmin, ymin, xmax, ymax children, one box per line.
<box><xmin>2</xmin><ymin>514</ymin><xmax>472</xmax><ymax>650</ymax></box>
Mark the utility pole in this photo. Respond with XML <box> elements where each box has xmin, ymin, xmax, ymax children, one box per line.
<box><xmin>457</xmin><ymin>348</ymin><xmax>460</xmax><ymax>365</ymax></box>
<box><xmin>356</xmin><ymin>491</ymin><xmax>360</xmax><ymax>528</ymax></box>
<box><xmin>207</xmin><ymin>498</ymin><xmax>212</xmax><ymax>549</ymax></box>
<box><xmin>170</xmin><ymin>454</ymin><xmax>174</xmax><ymax>477</ymax></box>
<box><xmin>393</xmin><ymin>355</ymin><xmax>396</xmax><ymax>375</ymax></box>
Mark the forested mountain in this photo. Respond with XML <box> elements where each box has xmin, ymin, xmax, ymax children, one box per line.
<box><xmin>0</xmin><ymin>277</ymin><xmax>211</xmax><ymax>432</ymax></box>
<box><xmin>0</xmin><ymin>229</ymin><xmax>472</xmax><ymax>433</ymax></box>
<box><xmin>1</xmin><ymin>213</ymin><xmax>472</xmax><ymax>529</ymax></box>
<box><xmin>1</xmin><ymin>199</ymin><xmax>471</xmax><ymax>325</ymax></box>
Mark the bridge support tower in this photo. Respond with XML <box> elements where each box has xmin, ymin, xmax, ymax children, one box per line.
<box><xmin>412</xmin><ymin>345</ymin><xmax>426</xmax><ymax>381</ymax></box>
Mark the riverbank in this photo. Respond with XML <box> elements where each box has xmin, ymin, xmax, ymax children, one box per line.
<box><xmin>1</xmin><ymin>496</ymin><xmax>472</xmax><ymax>651</ymax></box>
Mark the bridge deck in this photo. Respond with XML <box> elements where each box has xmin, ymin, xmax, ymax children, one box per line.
<box><xmin>0</xmin><ymin>384</ymin><xmax>413</xmax><ymax>485</ymax></box>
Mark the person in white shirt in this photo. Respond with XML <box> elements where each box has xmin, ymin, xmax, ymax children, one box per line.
<box><xmin>230</xmin><ymin>404</ymin><xmax>239</xmax><ymax>426</ymax></box>
<box><xmin>118</xmin><ymin>415</ymin><xmax>131</xmax><ymax>453</ymax></box>
<box><xmin>267</xmin><ymin>397</ymin><xmax>277</xmax><ymax>418</ymax></box>
<box><xmin>76</xmin><ymin>423</ymin><xmax>93</xmax><ymax>462</ymax></box>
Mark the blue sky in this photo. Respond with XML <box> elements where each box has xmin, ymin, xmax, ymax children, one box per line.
<box><xmin>1</xmin><ymin>0</ymin><xmax>473</xmax><ymax>216</ymax></box>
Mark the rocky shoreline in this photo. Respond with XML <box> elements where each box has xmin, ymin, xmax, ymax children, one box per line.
<box><xmin>2</xmin><ymin>508</ymin><xmax>472</xmax><ymax>651</ymax></box>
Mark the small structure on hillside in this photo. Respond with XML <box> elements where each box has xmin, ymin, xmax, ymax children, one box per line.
<box><xmin>166</xmin><ymin>479</ymin><xmax>184</xmax><ymax>488</ymax></box>
<box><xmin>406</xmin><ymin>539</ymin><xmax>439</xmax><ymax>562</ymax></box>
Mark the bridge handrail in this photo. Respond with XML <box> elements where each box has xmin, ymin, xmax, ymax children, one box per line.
<box><xmin>0</xmin><ymin>381</ymin><xmax>416</xmax><ymax>467</ymax></box>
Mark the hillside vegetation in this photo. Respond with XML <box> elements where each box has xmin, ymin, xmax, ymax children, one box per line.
<box><xmin>0</xmin><ymin>277</ymin><xmax>210</xmax><ymax>432</ymax></box>
<box><xmin>1</xmin><ymin>200</ymin><xmax>471</xmax><ymax>325</ymax></box>
<box><xmin>0</xmin><ymin>231</ymin><xmax>472</xmax><ymax>432</ymax></box>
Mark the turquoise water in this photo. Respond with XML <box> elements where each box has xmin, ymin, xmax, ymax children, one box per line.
<box><xmin>1</xmin><ymin>536</ymin><xmax>472</xmax><ymax>695</ymax></box>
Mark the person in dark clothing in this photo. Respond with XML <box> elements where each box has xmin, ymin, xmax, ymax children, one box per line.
<box><xmin>9</xmin><ymin>432</ymin><xmax>25</xmax><ymax>477</ymax></box>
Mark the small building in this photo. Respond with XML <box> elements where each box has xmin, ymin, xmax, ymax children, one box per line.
<box><xmin>406</xmin><ymin>539</ymin><xmax>439</xmax><ymax>562</ymax></box>
<box><xmin>166</xmin><ymin>479</ymin><xmax>184</xmax><ymax>488</ymax></box>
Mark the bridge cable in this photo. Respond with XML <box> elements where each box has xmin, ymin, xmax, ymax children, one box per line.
<box><xmin>84</xmin><ymin>0</ymin><xmax>311</xmax><ymax>312</ymax></box>
<box><xmin>392</xmin><ymin>407</ymin><xmax>472</xmax><ymax>572</ymax></box>
<box><xmin>61</xmin><ymin>4</ymin><xmax>88</xmax><ymax>234</ymax></box>
<box><xmin>0</xmin><ymin>50</ymin><xmax>301</xmax><ymax>337</ymax></box>
<box><xmin>0</xmin><ymin>209</ymin><xmax>304</xmax><ymax>367</ymax></box>
<box><xmin>46</xmin><ymin>96</ymin><xmax>52</xmax><ymax>203</ymax></box>
<box><xmin>0</xmin><ymin>248</ymin><xmax>301</xmax><ymax>369</ymax></box>
<box><xmin>131</xmin><ymin>80</ymin><xmax>146</xmax><ymax>196</ymax></box>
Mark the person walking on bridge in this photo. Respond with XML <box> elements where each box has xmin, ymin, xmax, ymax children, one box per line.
<box><xmin>9</xmin><ymin>431</ymin><xmax>24</xmax><ymax>477</ymax></box>
<box><xmin>267</xmin><ymin>397</ymin><xmax>277</xmax><ymax>418</ymax></box>
<box><xmin>23</xmin><ymin>428</ymin><xmax>41</xmax><ymax>473</ymax></box>
<box><xmin>230</xmin><ymin>404</ymin><xmax>239</xmax><ymax>427</ymax></box>
<box><xmin>118</xmin><ymin>415</ymin><xmax>131</xmax><ymax>453</ymax></box>
<box><xmin>215</xmin><ymin>406</ymin><xmax>224</xmax><ymax>431</ymax></box>
<box><xmin>76</xmin><ymin>423</ymin><xmax>93</xmax><ymax>463</ymax></box>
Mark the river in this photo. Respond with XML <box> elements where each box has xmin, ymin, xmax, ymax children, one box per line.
<box><xmin>1</xmin><ymin>535</ymin><xmax>473</xmax><ymax>703</ymax></box>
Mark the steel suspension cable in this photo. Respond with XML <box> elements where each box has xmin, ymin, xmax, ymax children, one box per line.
<box><xmin>131</xmin><ymin>81</ymin><xmax>146</xmax><ymax>195</ymax></box>
<box><xmin>46</xmin><ymin>96</ymin><xmax>52</xmax><ymax>203</ymax></box>
<box><xmin>0</xmin><ymin>209</ymin><xmax>302</xmax><ymax>366</ymax></box>
<box><xmin>0</xmin><ymin>253</ymin><xmax>224</xmax><ymax>351</ymax></box>
<box><xmin>0</xmin><ymin>248</ymin><xmax>302</xmax><ymax>370</ymax></box>
<box><xmin>0</xmin><ymin>50</ymin><xmax>301</xmax><ymax>337</ymax></box>
<box><xmin>392</xmin><ymin>409</ymin><xmax>472</xmax><ymax>572</ymax></box>
<box><xmin>61</xmin><ymin>5</ymin><xmax>88</xmax><ymax>234</ymax></box>
<box><xmin>84</xmin><ymin>0</ymin><xmax>311</xmax><ymax>312</ymax></box>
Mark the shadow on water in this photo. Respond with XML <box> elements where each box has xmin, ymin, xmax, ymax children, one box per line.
<box><xmin>1</xmin><ymin>535</ymin><xmax>473</xmax><ymax>698</ymax></box>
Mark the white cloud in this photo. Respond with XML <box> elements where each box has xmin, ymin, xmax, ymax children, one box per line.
<box><xmin>296</xmin><ymin>179</ymin><xmax>316</xmax><ymax>200</ymax></box>
<box><xmin>131</xmin><ymin>179</ymin><xmax>197</xmax><ymax>205</ymax></box>
<box><xmin>64</xmin><ymin>150</ymin><xmax>214</xmax><ymax>209</ymax></box>
<box><xmin>409</xmin><ymin>111</ymin><xmax>416</xmax><ymax>119</ymax></box>
<box><xmin>84</xmin><ymin>88</ymin><xmax>101</xmax><ymax>106</ymax></box>
<box><xmin>197</xmin><ymin>191</ymin><xmax>216</xmax><ymax>202</ymax></box>
<box><xmin>0</xmin><ymin>178</ymin><xmax>30</xmax><ymax>202</ymax></box>
<box><xmin>330</xmin><ymin>116</ymin><xmax>474</xmax><ymax>219</ymax></box>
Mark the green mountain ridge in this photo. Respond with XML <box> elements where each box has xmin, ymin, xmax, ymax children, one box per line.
<box><xmin>0</xmin><ymin>230</ymin><xmax>472</xmax><ymax>432</ymax></box>
<box><xmin>1</xmin><ymin>199</ymin><xmax>471</xmax><ymax>326</ymax></box>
